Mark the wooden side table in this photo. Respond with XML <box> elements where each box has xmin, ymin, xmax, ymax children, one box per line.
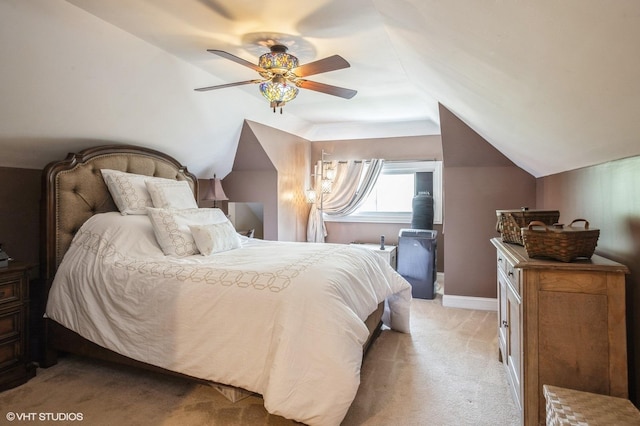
<box><xmin>0</xmin><ymin>261</ymin><xmax>36</xmax><ymax>391</ymax></box>
<box><xmin>350</xmin><ymin>243</ymin><xmax>397</xmax><ymax>270</ymax></box>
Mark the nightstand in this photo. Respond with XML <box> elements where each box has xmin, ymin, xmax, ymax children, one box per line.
<box><xmin>0</xmin><ymin>261</ymin><xmax>36</xmax><ymax>391</ymax></box>
<box><xmin>351</xmin><ymin>243</ymin><xmax>397</xmax><ymax>270</ymax></box>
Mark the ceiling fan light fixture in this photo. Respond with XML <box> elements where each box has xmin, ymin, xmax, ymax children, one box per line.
<box><xmin>259</xmin><ymin>79</ymin><xmax>299</xmax><ymax>113</ymax></box>
<box><xmin>197</xmin><ymin>45</ymin><xmax>356</xmax><ymax>112</ymax></box>
<box><xmin>258</xmin><ymin>45</ymin><xmax>299</xmax><ymax>75</ymax></box>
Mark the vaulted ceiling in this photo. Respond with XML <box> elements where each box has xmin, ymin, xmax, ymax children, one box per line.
<box><xmin>1</xmin><ymin>0</ymin><xmax>638</xmax><ymax>178</ymax></box>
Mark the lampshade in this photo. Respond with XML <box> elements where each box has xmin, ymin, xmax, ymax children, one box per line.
<box><xmin>324</xmin><ymin>165</ymin><xmax>336</xmax><ymax>181</ymax></box>
<box><xmin>203</xmin><ymin>175</ymin><xmax>228</xmax><ymax>202</ymax></box>
<box><xmin>259</xmin><ymin>77</ymin><xmax>299</xmax><ymax>111</ymax></box>
<box><xmin>258</xmin><ymin>45</ymin><xmax>299</xmax><ymax>74</ymax></box>
<box><xmin>321</xmin><ymin>178</ymin><xmax>332</xmax><ymax>194</ymax></box>
<box><xmin>305</xmin><ymin>188</ymin><xmax>317</xmax><ymax>204</ymax></box>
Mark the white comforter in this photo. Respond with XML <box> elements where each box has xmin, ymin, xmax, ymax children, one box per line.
<box><xmin>46</xmin><ymin>213</ymin><xmax>411</xmax><ymax>426</ymax></box>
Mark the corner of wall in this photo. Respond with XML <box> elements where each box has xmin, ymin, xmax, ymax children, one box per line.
<box><xmin>439</xmin><ymin>104</ymin><xmax>536</xmax><ymax>299</ymax></box>
<box><xmin>231</xmin><ymin>121</ymin><xmax>311</xmax><ymax>241</ymax></box>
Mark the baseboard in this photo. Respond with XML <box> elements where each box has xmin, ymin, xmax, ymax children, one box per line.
<box><xmin>441</xmin><ymin>294</ymin><xmax>497</xmax><ymax>311</ymax></box>
<box><xmin>436</xmin><ymin>273</ymin><xmax>496</xmax><ymax>311</ymax></box>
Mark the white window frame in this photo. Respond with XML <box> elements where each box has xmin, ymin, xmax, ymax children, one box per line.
<box><xmin>323</xmin><ymin>160</ymin><xmax>443</xmax><ymax>224</ymax></box>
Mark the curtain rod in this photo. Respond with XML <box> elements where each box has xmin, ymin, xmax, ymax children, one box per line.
<box><xmin>321</xmin><ymin>159</ymin><xmax>438</xmax><ymax>164</ymax></box>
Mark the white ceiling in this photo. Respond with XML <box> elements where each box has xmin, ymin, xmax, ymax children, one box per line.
<box><xmin>1</xmin><ymin>0</ymin><xmax>639</xmax><ymax>177</ymax></box>
<box><xmin>62</xmin><ymin>0</ymin><xmax>442</xmax><ymax>136</ymax></box>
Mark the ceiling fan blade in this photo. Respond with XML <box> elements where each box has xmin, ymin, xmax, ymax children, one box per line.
<box><xmin>207</xmin><ymin>50</ymin><xmax>266</xmax><ymax>73</ymax></box>
<box><xmin>194</xmin><ymin>80</ymin><xmax>262</xmax><ymax>91</ymax></box>
<box><xmin>296</xmin><ymin>80</ymin><xmax>357</xmax><ymax>99</ymax></box>
<box><xmin>292</xmin><ymin>55</ymin><xmax>350</xmax><ymax>77</ymax></box>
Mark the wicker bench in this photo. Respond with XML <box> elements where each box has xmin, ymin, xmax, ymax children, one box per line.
<box><xmin>543</xmin><ymin>384</ymin><xmax>640</xmax><ymax>425</ymax></box>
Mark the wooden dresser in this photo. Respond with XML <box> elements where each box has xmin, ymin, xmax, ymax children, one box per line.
<box><xmin>0</xmin><ymin>261</ymin><xmax>36</xmax><ymax>391</ymax></box>
<box><xmin>491</xmin><ymin>238</ymin><xmax>629</xmax><ymax>425</ymax></box>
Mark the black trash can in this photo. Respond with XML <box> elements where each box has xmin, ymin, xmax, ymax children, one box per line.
<box><xmin>397</xmin><ymin>229</ymin><xmax>437</xmax><ymax>299</ymax></box>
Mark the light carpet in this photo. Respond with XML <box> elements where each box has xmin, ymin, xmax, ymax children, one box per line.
<box><xmin>0</xmin><ymin>292</ymin><xmax>520</xmax><ymax>425</ymax></box>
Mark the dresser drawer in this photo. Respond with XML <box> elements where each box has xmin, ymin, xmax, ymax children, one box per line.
<box><xmin>505</xmin><ymin>259</ymin><xmax>521</xmax><ymax>297</ymax></box>
<box><xmin>0</xmin><ymin>262</ymin><xmax>33</xmax><ymax>391</ymax></box>
<box><xmin>0</xmin><ymin>308</ymin><xmax>22</xmax><ymax>342</ymax></box>
<box><xmin>0</xmin><ymin>277</ymin><xmax>21</xmax><ymax>305</ymax></box>
<box><xmin>0</xmin><ymin>339</ymin><xmax>21</xmax><ymax>369</ymax></box>
<box><xmin>497</xmin><ymin>250</ymin><xmax>520</xmax><ymax>295</ymax></box>
<box><xmin>497</xmin><ymin>251</ymin><xmax>507</xmax><ymax>274</ymax></box>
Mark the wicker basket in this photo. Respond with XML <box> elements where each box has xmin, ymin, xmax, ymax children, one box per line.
<box><xmin>521</xmin><ymin>219</ymin><xmax>599</xmax><ymax>262</ymax></box>
<box><xmin>496</xmin><ymin>208</ymin><xmax>560</xmax><ymax>245</ymax></box>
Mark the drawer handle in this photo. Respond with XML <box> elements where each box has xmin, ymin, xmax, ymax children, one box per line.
<box><xmin>498</xmin><ymin>257</ymin><xmax>503</xmax><ymax>263</ymax></box>
<box><xmin>508</xmin><ymin>271</ymin><xmax>514</xmax><ymax>277</ymax></box>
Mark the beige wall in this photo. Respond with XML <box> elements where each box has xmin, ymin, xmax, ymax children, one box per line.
<box><xmin>247</xmin><ymin>121</ymin><xmax>310</xmax><ymax>242</ymax></box>
<box><xmin>223</xmin><ymin>120</ymin><xmax>310</xmax><ymax>242</ymax></box>
<box><xmin>537</xmin><ymin>155</ymin><xmax>640</xmax><ymax>403</ymax></box>
<box><xmin>228</xmin><ymin>202</ymin><xmax>264</xmax><ymax>239</ymax></box>
<box><xmin>220</xmin><ymin>171</ymin><xmax>278</xmax><ymax>240</ymax></box>
<box><xmin>443</xmin><ymin>166</ymin><xmax>536</xmax><ymax>297</ymax></box>
<box><xmin>440</xmin><ymin>104</ymin><xmax>537</xmax><ymax>298</ymax></box>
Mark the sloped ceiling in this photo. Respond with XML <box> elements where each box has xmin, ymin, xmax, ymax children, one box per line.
<box><xmin>1</xmin><ymin>0</ymin><xmax>638</xmax><ymax>178</ymax></box>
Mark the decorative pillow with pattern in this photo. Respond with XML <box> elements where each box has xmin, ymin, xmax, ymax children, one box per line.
<box><xmin>145</xmin><ymin>180</ymin><xmax>197</xmax><ymax>210</ymax></box>
<box><xmin>101</xmin><ymin>169</ymin><xmax>153</xmax><ymax>215</ymax></box>
<box><xmin>189</xmin><ymin>221</ymin><xmax>242</xmax><ymax>255</ymax></box>
<box><xmin>147</xmin><ymin>207</ymin><xmax>228</xmax><ymax>256</ymax></box>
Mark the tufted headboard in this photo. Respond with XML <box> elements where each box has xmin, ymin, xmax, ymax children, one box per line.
<box><xmin>40</xmin><ymin>145</ymin><xmax>198</xmax><ymax>289</ymax></box>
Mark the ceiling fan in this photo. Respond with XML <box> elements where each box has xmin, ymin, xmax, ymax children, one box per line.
<box><xmin>195</xmin><ymin>44</ymin><xmax>357</xmax><ymax>113</ymax></box>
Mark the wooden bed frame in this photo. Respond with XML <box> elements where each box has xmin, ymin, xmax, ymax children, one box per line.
<box><xmin>39</xmin><ymin>144</ymin><xmax>384</xmax><ymax>383</ymax></box>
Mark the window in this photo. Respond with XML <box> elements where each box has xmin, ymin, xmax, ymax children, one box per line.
<box><xmin>324</xmin><ymin>160</ymin><xmax>443</xmax><ymax>224</ymax></box>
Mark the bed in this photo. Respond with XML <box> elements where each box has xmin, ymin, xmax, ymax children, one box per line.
<box><xmin>40</xmin><ymin>145</ymin><xmax>411</xmax><ymax>426</ymax></box>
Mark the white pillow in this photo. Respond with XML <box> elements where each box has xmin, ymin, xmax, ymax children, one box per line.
<box><xmin>145</xmin><ymin>180</ymin><xmax>197</xmax><ymax>210</ymax></box>
<box><xmin>147</xmin><ymin>207</ymin><xmax>228</xmax><ymax>256</ymax></box>
<box><xmin>101</xmin><ymin>169</ymin><xmax>153</xmax><ymax>215</ymax></box>
<box><xmin>189</xmin><ymin>221</ymin><xmax>242</xmax><ymax>255</ymax></box>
